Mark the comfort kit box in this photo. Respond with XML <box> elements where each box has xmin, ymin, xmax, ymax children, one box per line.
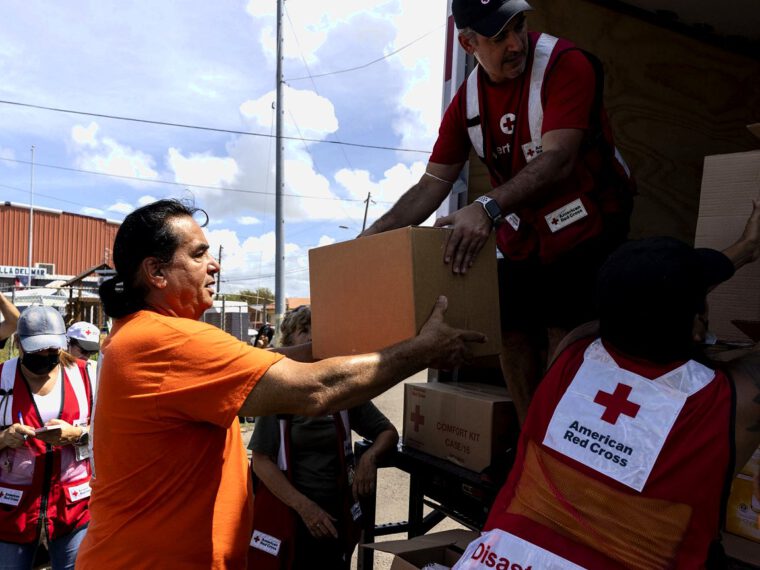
<box><xmin>402</xmin><ymin>382</ymin><xmax>515</xmax><ymax>472</ymax></box>
<box><xmin>362</xmin><ymin>529</ymin><xmax>477</xmax><ymax>570</ymax></box>
<box><xmin>694</xmin><ymin>125</ymin><xmax>760</xmax><ymax>343</ymax></box>
<box><xmin>725</xmin><ymin>446</ymin><xmax>760</xmax><ymax>543</ymax></box>
<box><xmin>309</xmin><ymin>226</ymin><xmax>501</xmax><ymax>359</ymax></box>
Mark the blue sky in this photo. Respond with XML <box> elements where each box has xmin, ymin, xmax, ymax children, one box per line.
<box><xmin>0</xmin><ymin>0</ymin><xmax>448</xmax><ymax>297</ymax></box>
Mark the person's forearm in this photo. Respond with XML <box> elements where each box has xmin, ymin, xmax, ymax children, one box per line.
<box><xmin>251</xmin><ymin>452</ymin><xmax>310</xmax><ymax>513</ymax></box>
<box><xmin>364</xmin><ymin>428</ymin><xmax>399</xmax><ymax>463</ymax></box>
<box><xmin>269</xmin><ymin>343</ymin><xmax>313</xmax><ymax>362</ymax></box>
<box><xmin>0</xmin><ymin>294</ymin><xmax>20</xmax><ymax>339</ymax></box>
<box><xmin>363</xmin><ymin>179</ymin><xmax>448</xmax><ymax>235</ymax></box>
<box><xmin>490</xmin><ymin>148</ymin><xmax>575</xmax><ymax>213</ymax></box>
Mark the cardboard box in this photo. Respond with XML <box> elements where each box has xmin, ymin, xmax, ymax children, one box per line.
<box><xmin>402</xmin><ymin>382</ymin><xmax>516</xmax><ymax>472</ymax></box>
<box><xmin>694</xmin><ymin>147</ymin><xmax>760</xmax><ymax>343</ymax></box>
<box><xmin>362</xmin><ymin>529</ymin><xmax>478</xmax><ymax>570</ymax></box>
<box><xmin>309</xmin><ymin>226</ymin><xmax>501</xmax><ymax>359</ymax></box>
<box><xmin>726</xmin><ymin>446</ymin><xmax>760</xmax><ymax>543</ymax></box>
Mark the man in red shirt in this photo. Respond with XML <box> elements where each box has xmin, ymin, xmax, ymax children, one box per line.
<box><xmin>362</xmin><ymin>0</ymin><xmax>633</xmax><ymax>423</ymax></box>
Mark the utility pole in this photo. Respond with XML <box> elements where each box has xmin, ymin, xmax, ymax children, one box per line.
<box><xmin>362</xmin><ymin>191</ymin><xmax>372</xmax><ymax>232</ymax></box>
<box><xmin>27</xmin><ymin>145</ymin><xmax>35</xmax><ymax>287</ymax></box>
<box><xmin>274</xmin><ymin>0</ymin><xmax>285</xmax><ymax>328</ymax></box>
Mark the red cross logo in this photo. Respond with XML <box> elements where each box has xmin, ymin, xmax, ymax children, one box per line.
<box><xmin>0</xmin><ymin>491</ymin><xmax>4</xmax><ymax>498</ymax></box>
<box><xmin>527</xmin><ymin>148</ymin><xmax>535</xmax><ymax>157</ymax></box>
<box><xmin>72</xmin><ymin>489</ymin><xmax>79</xmax><ymax>498</ymax></box>
<box><xmin>253</xmin><ymin>535</ymin><xmax>260</xmax><ymax>543</ymax></box>
<box><xmin>410</xmin><ymin>405</ymin><xmax>425</xmax><ymax>432</ymax></box>
<box><xmin>84</xmin><ymin>330</ymin><xmax>92</xmax><ymax>336</ymax></box>
<box><xmin>551</xmin><ymin>217</ymin><xmax>559</xmax><ymax>225</ymax></box>
<box><xmin>504</xmin><ymin>116</ymin><xmax>514</xmax><ymax>130</ymax></box>
<box><xmin>594</xmin><ymin>383</ymin><xmax>640</xmax><ymax>425</ymax></box>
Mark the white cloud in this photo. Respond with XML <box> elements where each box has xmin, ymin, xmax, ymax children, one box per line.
<box><xmin>70</xmin><ymin>122</ymin><xmax>159</xmax><ymax>185</ymax></box>
<box><xmin>166</xmin><ymin>148</ymin><xmax>239</xmax><ymax>191</ymax></box>
<box><xmin>0</xmin><ymin>147</ymin><xmax>16</xmax><ymax>163</ymax></box>
<box><xmin>317</xmin><ymin>235</ymin><xmax>336</xmax><ymax>247</ymax></box>
<box><xmin>71</xmin><ymin>122</ymin><xmax>99</xmax><ymax>148</ymax></box>
<box><xmin>80</xmin><ymin>206</ymin><xmax>104</xmax><ymax>217</ymax></box>
<box><xmin>205</xmin><ymin>227</ymin><xmax>310</xmax><ymax>297</ymax></box>
<box><xmin>107</xmin><ymin>201</ymin><xmax>134</xmax><ymax>215</ymax></box>
<box><xmin>138</xmin><ymin>195</ymin><xmax>159</xmax><ymax>206</ymax></box>
<box><xmin>237</xmin><ymin>216</ymin><xmax>261</xmax><ymax>225</ymax></box>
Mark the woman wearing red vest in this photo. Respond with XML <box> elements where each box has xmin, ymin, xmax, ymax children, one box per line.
<box><xmin>0</xmin><ymin>306</ymin><xmax>93</xmax><ymax>570</ymax></box>
<box><xmin>248</xmin><ymin>306</ymin><xmax>399</xmax><ymax>569</ymax></box>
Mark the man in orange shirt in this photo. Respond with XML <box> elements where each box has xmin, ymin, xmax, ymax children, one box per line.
<box><xmin>76</xmin><ymin>199</ymin><xmax>484</xmax><ymax>570</ymax></box>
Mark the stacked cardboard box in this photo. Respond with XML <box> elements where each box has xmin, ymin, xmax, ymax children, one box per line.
<box><xmin>726</xmin><ymin>447</ymin><xmax>760</xmax><ymax>543</ymax></box>
<box><xmin>402</xmin><ymin>382</ymin><xmax>517</xmax><ymax>473</ymax></box>
<box><xmin>694</xmin><ymin>125</ymin><xmax>760</xmax><ymax>343</ymax></box>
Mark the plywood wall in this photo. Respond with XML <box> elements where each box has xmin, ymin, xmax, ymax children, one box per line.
<box><xmin>467</xmin><ymin>0</ymin><xmax>760</xmax><ymax>243</ymax></box>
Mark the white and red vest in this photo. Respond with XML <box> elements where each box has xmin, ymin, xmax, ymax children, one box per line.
<box><xmin>0</xmin><ymin>358</ymin><xmax>93</xmax><ymax>544</ymax></box>
<box><xmin>455</xmin><ymin>338</ymin><xmax>733</xmax><ymax>569</ymax></box>
<box><xmin>248</xmin><ymin>411</ymin><xmax>362</xmax><ymax>569</ymax></box>
<box><xmin>465</xmin><ymin>32</ymin><xmax>634</xmax><ymax>263</ymax></box>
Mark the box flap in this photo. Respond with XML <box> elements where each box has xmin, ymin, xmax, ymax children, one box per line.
<box><xmin>362</xmin><ymin>529</ymin><xmax>478</xmax><ymax>555</ymax></box>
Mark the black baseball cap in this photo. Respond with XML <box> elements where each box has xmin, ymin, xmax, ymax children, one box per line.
<box><xmin>452</xmin><ymin>0</ymin><xmax>533</xmax><ymax>38</ymax></box>
<box><xmin>596</xmin><ymin>237</ymin><xmax>735</xmax><ymax>361</ymax></box>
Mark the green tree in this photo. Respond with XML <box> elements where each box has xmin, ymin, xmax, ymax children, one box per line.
<box><xmin>224</xmin><ymin>288</ymin><xmax>274</xmax><ymax>304</ymax></box>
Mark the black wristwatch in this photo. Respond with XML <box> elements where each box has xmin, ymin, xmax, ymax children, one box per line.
<box><xmin>475</xmin><ymin>195</ymin><xmax>503</xmax><ymax>226</ymax></box>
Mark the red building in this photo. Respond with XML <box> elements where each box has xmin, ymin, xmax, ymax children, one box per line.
<box><xmin>0</xmin><ymin>202</ymin><xmax>119</xmax><ymax>282</ymax></box>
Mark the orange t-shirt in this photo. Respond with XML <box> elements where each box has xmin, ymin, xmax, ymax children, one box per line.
<box><xmin>76</xmin><ymin>310</ymin><xmax>283</xmax><ymax>569</ymax></box>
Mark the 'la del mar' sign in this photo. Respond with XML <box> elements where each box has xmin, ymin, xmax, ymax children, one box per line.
<box><xmin>0</xmin><ymin>265</ymin><xmax>47</xmax><ymax>277</ymax></box>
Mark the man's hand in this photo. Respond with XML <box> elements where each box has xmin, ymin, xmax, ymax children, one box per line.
<box><xmin>418</xmin><ymin>296</ymin><xmax>487</xmax><ymax>370</ymax></box>
<box><xmin>723</xmin><ymin>198</ymin><xmax>760</xmax><ymax>271</ymax></box>
<box><xmin>1</xmin><ymin>423</ymin><xmax>36</xmax><ymax>449</ymax></box>
<box><xmin>352</xmin><ymin>453</ymin><xmax>378</xmax><ymax>501</ymax></box>
<box><xmin>434</xmin><ymin>202</ymin><xmax>492</xmax><ymax>274</ymax></box>
<box><xmin>296</xmin><ymin>496</ymin><xmax>338</xmax><ymax>539</ymax></box>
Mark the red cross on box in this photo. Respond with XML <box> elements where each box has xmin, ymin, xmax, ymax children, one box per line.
<box><xmin>410</xmin><ymin>405</ymin><xmax>425</xmax><ymax>432</ymax></box>
<box><xmin>527</xmin><ymin>148</ymin><xmax>535</xmax><ymax>157</ymax></box>
<box><xmin>594</xmin><ymin>383</ymin><xmax>640</xmax><ymax>425</ymax></box>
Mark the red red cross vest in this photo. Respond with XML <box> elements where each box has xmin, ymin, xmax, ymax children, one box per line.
<box><xmin>473</xmin><ymin>338</ymin><xmax>732</xmax><ymax>569</ymax></box>
<box><xmin>248</xmin><ymin>411</ymin><xmax>362</xmax><ymax>569</ymax></box>
<box><xmin>0</xmin><ymin>358</ymin><xmax>93</xmax><ymax>544</ymax></box>
<box><xmin>465</xmin><ymin>32</ymin><xmax>635</xmax><ymax>263</ymax></box>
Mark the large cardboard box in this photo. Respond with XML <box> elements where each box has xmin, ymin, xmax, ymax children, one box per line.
<box><xmin>402</xmin><ymin>382</ymin><xmax>516</xmax><ymax>472</ymax></box>
<box><xmin>309</xmin><ymin>226</ymin><xmax>501</xmax><ymax>359</ymax></box>
<box><xmin>726</xmin><ymin>446</ymin><xmax>760</xmax><ymax>543</ymax></box>
<box><xmin>362</xmin><ymin>529</ymin><xmax>477</xmax><ymax>570</ymax></box>
<box><xmin>694</xmin><ymin>127</ymin><xmax>760</xmax><ymax>343</ymax></box>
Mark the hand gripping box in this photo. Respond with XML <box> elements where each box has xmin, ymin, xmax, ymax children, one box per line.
<box><xmin>308</xmin><ymin>226</ymin><xmax>501</xmax><ymax>359</ymax></box>
<box><xmin>362</xmin><ymin>529</ymin><xmax>478</xmax><ymax>570</ymax></box>
<box><xmin>402</xmin><ymin>382</ymin><xmax>516</xmax><ymax>473</ymax></box>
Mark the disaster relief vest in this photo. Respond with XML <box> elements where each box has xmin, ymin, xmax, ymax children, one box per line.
<box><xmin>453</xmin><ymin>338</ymin><xmax>733</xmax><ymax>569</ymax></box>
<box><xmin>0</xmin><ymin>358</ymin><xmax>93</xmax><ymax>544</ymax></box>
<box><xmin>248</xmin><ymin>411</ymin><xmax>362</xmax><ymax>570</ymax></box>
<box><xmin>465</xmin><ymin>32</ymin><xmax>634</xmax><ymax>263</ymax></box>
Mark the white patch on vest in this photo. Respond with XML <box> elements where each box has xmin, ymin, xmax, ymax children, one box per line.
<box><xmin>521</xmin><ymin>140</ymin><xmax>542</xmax><ymax>162</ymax></box>
<box><xmin>543</xmin><ymin>340</ymin><xmax>709</xmax><ymax>492</ymax></box>
<box><xmin>544</xmin><ymin>198</ymin><xmax>588</xmax><ymax>233</ymax></box>
<box><xmin>453</xmin><ymin>529</ymin><xmax>585</xmax><ymax>569</ymax></box>
<box><xmin>66</xmin><ymin>481</ymin><xmax>91</xmax><ymax>502</ymax></box>
<box><xmin>0</xmin><ymin>486</ymin><xmax>23</xmax><ymax>507</ymax></box>
<box><xmin>250</xmin><ymin>529</ymin><xmax>282</xmax><ymax>556</ymax></box>
<box><xmin>505</xmin><ymin>213</ymin><xmax>521</xmax><ymax>231</ymax></box>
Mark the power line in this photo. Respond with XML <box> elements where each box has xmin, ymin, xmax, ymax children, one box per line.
<box><xmin>285</xmin><ymin>24</ymin><xmax>444</xmax><ymax>81</ymax></box>
<box><xmin>0</xmin><ymin>155</ymin><xmax>396</xmax><ymax>205</ymax></box>
<box><xmin>0</xmin><ymin>99</ymin><xmax>431</xmax><ymax>154</ymax></box>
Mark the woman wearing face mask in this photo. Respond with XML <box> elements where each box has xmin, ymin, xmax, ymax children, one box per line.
<box><xmin>0</xmin><ymin>306</ymin><xmax>94</xmax><ymax>570</ymax></box>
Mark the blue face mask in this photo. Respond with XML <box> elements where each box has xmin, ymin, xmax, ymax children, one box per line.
<box><xmin>21</xmin><ymin>352</ymin><xmax>59</xmax><ymax>375</ymax></box>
